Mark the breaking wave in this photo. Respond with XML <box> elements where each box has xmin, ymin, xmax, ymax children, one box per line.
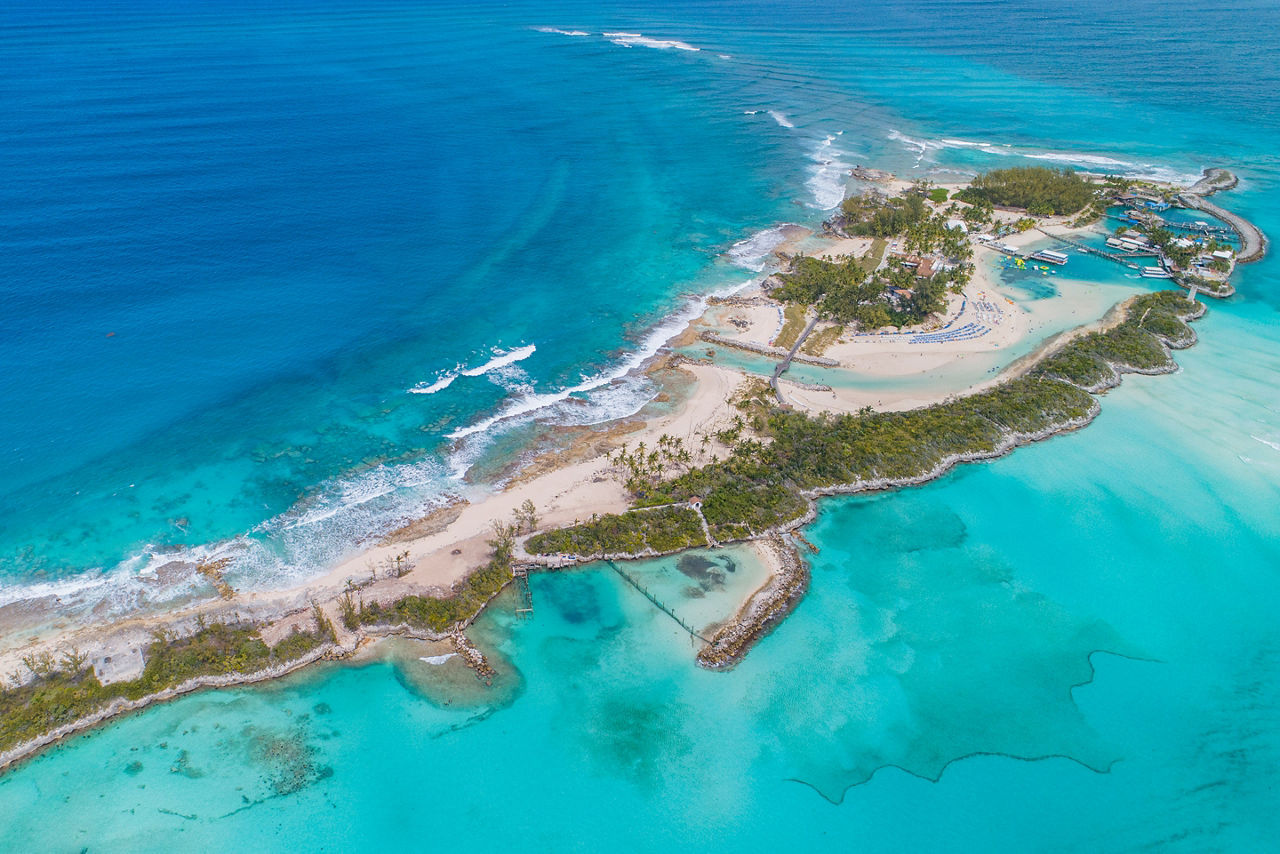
<box><xmin>768</xmin><ymin>110</ymin><xmax>795</xmax><ymax>129</ymax></box>
<box><xmin>459</xmin><ymin>344</ymin><xmax>537</xmax><ymax>377</ymax></box>
<box><xmin>806</xmin><ymin>134</ymin><xmax>854</xmax><ymax>209</ymax></box>
<box><xmin>603</xmin><ymin>32</ymin><xmax>700</xmax><ymax>51</ymax></box>
<box><xmin>888</xmin><ymin>130</ymin><xmax>1202</xmax><ymax>184</ymax></box>
<box><xmin>409</xmin><ymin>371</ymin><xmax>459</xmax><ymax>395</ymax></box>
<box><xmin>533</xmin><ymin>26</ymin><xmax>590</xmax><ymax>37</ymax></box>
<box><xmin>727</xmin><ymin>225</ymin><xmax>797</xmax><ymax>272</ymax></box>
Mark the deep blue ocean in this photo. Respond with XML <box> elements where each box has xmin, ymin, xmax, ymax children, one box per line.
<box><xmin>2</xmin><ymin>1</ymin><xmax>1279</xmax><ymax>849</ymax></box>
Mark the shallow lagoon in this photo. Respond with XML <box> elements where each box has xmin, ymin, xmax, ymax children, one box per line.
<box><xmin>5</xmin><ymin>308</ymin><xmax>1280</xmax><ymax>849</ymax></box>
<box><xmin>4</xmin><ymin>0</ymin><xmax>1280</xmax><ymax>849</ymax></box>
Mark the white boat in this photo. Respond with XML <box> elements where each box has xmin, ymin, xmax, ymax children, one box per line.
<box><xmin>1029</xmin><ymin>249</ymin><xmax>1069</xmax><ymax>265</ymax></box>
<box><xmin>1140</xmin><ymin>267</ymin><xmax>1173</xmax><ymax>279</ymax></box>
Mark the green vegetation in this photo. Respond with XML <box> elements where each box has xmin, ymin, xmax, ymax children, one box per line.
<box><xmin>928</xmin><ymin>187</ymin><xmax>950</xmax><ymax>203</ymax></box>
<box><xmin>802</xmin><ymin>186</ymin><xmax>977</xmax><ymax>330</ymax></box>
<box><xmin>1</xmin><ymin>612</ymin><xmax>334</xmax><ymax>755</ymax></box>
<box><xmin>1179</xmin><ymin>274</ymin><xmax>1232</xmax><ymax>297</ymax></box>
<box><xmin>349</xmin><ymin>556</ymin><xmax>512</xmax><ymax>634</ymax></box>
<box><xmin>526</xmin><ymin>506</ymin><xmax>707</xmax><ymax>557</ymax></box>
<box><xmin>1033</xmin><ymin>291</ymin><xmax>1197</xmax><ymax>388</ymax></box>
<box><xmin>0</xmin><ymin>290</ymin><xmax>1208</xmax><ymax>760</ymax></box>
<box><xmin>349</xmin><ymin>521</ymin><xmax>518</xmax><ymax>633</ymax></box>
<box><xmin>858</xmin><ymin>237</ymin><xmax>888</xmax><ymax>273</ymax></box>
<box><xmin>1072</xmin><ymin>198</ymin><xmax>1109</xmax><ymax>227</ymax></box>
<box><xmin>1146</xmin><ymin>227</ymin><xmax>1196</xmax><ymax>268</ymax></box>
<box><xmin>961</xmin><ymin>196</ymin><xmax>994</xmax><ymax>224</ymax></box>
<box><xmin>840</xmin><ymin>192</ymin><xmax>929</xmax><ymax>237</ymax></box>
<box><xmin>774</xmin><ymin>304</ymin><xmax>808</xmax><ymax>349</ymax></box>
<box><xmin>801</xmin><ymin>323</ymin><xmax>843</xmax><ymax>356</ymax></box>
<box><xmin>774</xmin><ymin>254</ymin><xmax>952</xmax><ymax>329</ymax></box>
<box><xmin>527</xmin><ymin>292</ymin><xmax>1201</xmax><ymax>558</ymax></box>
<box><xmin>956</xmin><ymin>166</ymin><xmax>1097</xmax><ymax>216</ymax></box>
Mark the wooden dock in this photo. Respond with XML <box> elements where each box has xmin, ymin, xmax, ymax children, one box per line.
<box><xmin>1035</xmin><ymin>230</ymin><xmax>1142</xmax><ymax>270</ymax></box>
<box><xmin>513</xmin><ymin>565</ymin><xmax>534</xmax><ymax>618</ymax></box>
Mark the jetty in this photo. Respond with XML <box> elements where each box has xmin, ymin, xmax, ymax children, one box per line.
<box><xmin>1178</xmin><ymin>193</ymin><xmax>1267</xmax><ymax>263</ymax></box>
<box><xmin>1186</xmin><ymin>167</ymin><xmax>1238</xmax><ymax>196</ymax></box>
<box><xmin>1036</xmin><ymin>229</ymin><xmax>1142</xmax><ymax>270</ymax></box>
<box><xmin>512</xmin><ymin>564</ymin><xmax>534</xmax><ymax>618</ymax></box>
<box><xmin>698</xmin><ymin>332</ymin><xmax>837</xmax><ymax>367</ymax></box>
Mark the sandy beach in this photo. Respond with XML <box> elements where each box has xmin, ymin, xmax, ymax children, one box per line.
<box><xmin>0</xmin><ymin>190</ymin><xmax>1162</xmax><ymax>704</ymax></box>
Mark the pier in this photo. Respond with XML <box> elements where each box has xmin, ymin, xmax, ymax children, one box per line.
<box><xmin>513</xmin><ymin>564</ymin><xmax>534</xmax><ymax>618</ymax></box>
<box><xmin>1178</xmin><ymin>193</ymin><xmax>1268</xmax><ymax>263</ymax></box>
<box><xmin>605</xmin><ymin>560</ymin><xmax>710</xmax><ymax>642</ymax></box>
<box><xmin>1036</xmin><ymin>230</ymin><xmax>1142</xmax><ymax>270</ymax></box>
<box><xmin>1103</xmin><ymin>212</ymin><xmax>1233</xmax><ymax>240</ymax></box>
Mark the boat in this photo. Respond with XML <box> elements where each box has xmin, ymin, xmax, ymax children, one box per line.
<box><xmin>1029</xmin><ymin>249</ymin><xmax>1068</xmax><ymax>265</ymax></box>
<box><xmin>1140</xmin><ymin>267</ymin><xmax>1173</xmax><ymax>279</ymax></box>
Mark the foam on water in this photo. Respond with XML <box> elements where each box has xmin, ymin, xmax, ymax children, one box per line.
<box><xmin>603</xmin><ymin>32</ymin><xmax>700</xmax><ymax>51</ymax></box>
<box><xmin>768</xmin><ymin>110</ymin><xmax>795</xmax><ymax>129</ymax></box>
<box><xmin>1252</xmin><ymin>434</ymin><xmax>1280</xmax><ymax>453</ymax></box>
<box><xmin>408</xmin><ymin>371</ymin><xmax>459</xmax><ymax>395</ymax></box>
<box><xmin>458</xmin><ymin>344</ymin><xmax>537</xmax><ymax>377</ymax></box>
<box><xmin>6</xmin><ymin>1</ymin><xmax>1280</xmax><ymax>849</ymax></box>
<box><xmin>0</xmin><ymin>449</ymin><xmax>466</xmax><ymax>618</ymax></box>
<box><xmin>888</xmin><ymin>129</ymin><xmax>1203</xmax><ymax>183</ymax></box>
<box><xmin>805</xmin><ymin>134</ymin><xmax>854</xmax><ymax>209</ymax></box>
<box><xmin>533</xmin><ymin>26</ymin><xmax>590</xmax><ymax>37</ymax></box>
<box><xmin>726</xmin><ymin>225</ymin><xmax>796</xmax><ymax>272</ymax></box>
<box><xmin>444</xmin><ymin>274</ymin><xmax>755</xmax><ymax>476</ymax></box>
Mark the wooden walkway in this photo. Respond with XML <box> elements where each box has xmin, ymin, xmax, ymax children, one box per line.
<box><xmin>1105</xmin><ymin>212</ymin><xmax>1234</xmax><ymax>239</ymax></box>
<box><xmin>1036</xmin><ymin>230</ymin><xmax>1142</xmax><ymax>270</ymax></box>
<box><xmin>513</xmin><ymin>565</ymin><xmax>534</xmax><ymax>618</ymax></box>
<box><xmin>605</xmin><ymin>560</ymin><xmax>710</xmax><ymax>642</ymax></box>
<box><xmin>771</xmin><ymin>314</ymin><xmax>820</xmax><ymax>406</ymax></box>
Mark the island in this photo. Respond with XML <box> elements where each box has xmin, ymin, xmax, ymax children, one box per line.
<box><xmin>0</xmin><ymin>164</ymin><xmax>1265</xmax><ymax>771</ymax></box>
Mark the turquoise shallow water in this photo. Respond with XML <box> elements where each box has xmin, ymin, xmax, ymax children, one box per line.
<box><xmin>4</xmin><ymin>0</ymin><xmax>1280</xmax><ymax>849</ymax></box>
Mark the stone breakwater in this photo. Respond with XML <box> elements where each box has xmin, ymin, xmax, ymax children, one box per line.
<box><xmin>358</xmin><ymin>623</ymin><xmax>495</xmax><ymax>683</ymax></box>
<box><xmin>1179</xmin><ymin>193</ymin><xmax>1267</xmax><ymax>263</ymax></box>
<box><xmin>1177</xmin><ymin>170</ymin><xmax>1266</xmax><ymax>263</ymax></box>
<box><xmin>696</xmin><ymin>536</ymin><xmax>810</xmax><ymax>670</ymax></box>
<box><xmin>699</xmin><ymin>332</ymin><xmax>839</xmax><ymax>367</ymax></box>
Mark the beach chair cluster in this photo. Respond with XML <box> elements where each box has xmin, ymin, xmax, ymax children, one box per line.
<box><xmin>908</xmin><ymin>321</ymin><xmax>991</xmax><ymax>344</ymax></box>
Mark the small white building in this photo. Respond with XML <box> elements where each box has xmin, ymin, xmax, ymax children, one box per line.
<box><xmin>945</xmin><ymin>218</ymin><xmax>968</xmax><ymax>233</ymax></box>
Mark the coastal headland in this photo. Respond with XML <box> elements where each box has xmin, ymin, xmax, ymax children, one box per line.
<box><xmin>0</xmin><ymin>164</ymin><xmax>1257</xmax><ymax>772</ymax></box>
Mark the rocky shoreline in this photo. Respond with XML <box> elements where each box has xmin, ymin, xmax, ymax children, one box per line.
<box><xmin>696</xmin><ymin>535</ymin><xmax>810</xmax><ymax>670</ymax></box>
<box><xmin>0</xmin><ymin>639</ymin><xmax>350</xmax><ymax>774</ymax></box>
<box><xmin>0</xmin><ymin>231</ymin><xmax>1216</xmax><ymax>776</ymax></box>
